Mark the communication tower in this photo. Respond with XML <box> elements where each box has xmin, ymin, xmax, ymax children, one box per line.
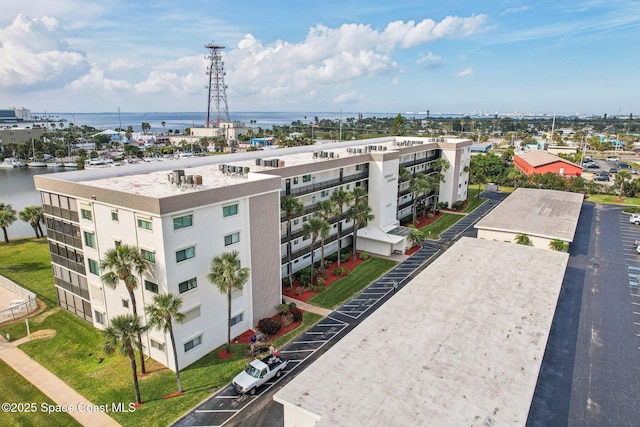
<box><xmin>205</xmin><ymin>42</ymin><xmax>230</xmax><ymax>127</ymax></box>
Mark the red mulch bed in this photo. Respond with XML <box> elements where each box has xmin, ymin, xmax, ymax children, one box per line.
<box><xmin>162</xmin><ymin>391</ymin><xmax>184</xmax><ymax>400</ymax></box>
<box><xmin>404</xmin><ymin>245</ymin><xmax>422</xmax><ymax>256</ymax></box>
<box><xmin>217</xmin><ymin>312</ymin><xmax>306</xmax><ymax>359</ymax></box>
<box><xmin>282</xmin><ymin>255</ymin><xmax>368</xmax><ymax>303</ymax></box>
<box><xmin>402</xmin><ymin>211</ymin><xmax>442</xmax><ymax>228</ymax></box>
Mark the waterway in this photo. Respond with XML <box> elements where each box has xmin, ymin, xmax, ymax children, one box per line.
<box><xmin>0</xmin><ymin>168</ymin><xmax>68</xmax><ymax>239</ymax></box>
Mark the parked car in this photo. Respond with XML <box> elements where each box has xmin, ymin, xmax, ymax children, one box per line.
<box><xmin>610</xmin><ymin>167</ymin><xmax>619</xmax><ymax>173</ymax></box>
<box><xmin>594</xmin><ymin>175</ymin><xmax>609</xmax><ymax>182</ymax></box>
<box><xmin>585</xmin><ymin>162</ymin><xmax>600</xmax><ymax>169</ymax></box>
<box><xmin>629</xmin><ymin>214</ymin><xmax>640</xmax><ymax>225</ymax></box>
<box><xmin>617</xmin><ymin>162</ymin><xmax>631</xmax><ymax>169</ymax></box>
<box><xmin>607</xmin><ymin>156</ymin><xmax>619</xmax><ymax>162</ymax></box>
<box><xmin>632</xmin><ymin>169</ymin><xmax>639</xmax><ymax>175</ymax></box>
<box><xmin>232</xmin><ymin>354</ymin><xmax>288</xmax><ymax>395</ymax></box>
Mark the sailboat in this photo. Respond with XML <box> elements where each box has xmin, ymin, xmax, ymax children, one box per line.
<box><xmin>27</xmin><ymin>138</ymin><xmax>47</xmax><ymax>167</ymax></box>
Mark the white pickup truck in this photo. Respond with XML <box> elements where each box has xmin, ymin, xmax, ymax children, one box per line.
<box><xmin>232</xmin><ymin>355</ymin><xmax>288</xmax><ymax>395</ymax></box>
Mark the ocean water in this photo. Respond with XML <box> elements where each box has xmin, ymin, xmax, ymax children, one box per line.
<box><xmin>38</xmin><ymin>111</ymin><xmax>438</xmax><ymax>133</ymax></box>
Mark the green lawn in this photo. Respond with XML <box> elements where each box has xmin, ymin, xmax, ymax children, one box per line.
<box><xmin>462</xmin><ymin>189</ymin><xmax>487</xmax><ymax>213</ymax></box>
<box><xmin>0</xmin><ymin>359</ymin><xmax>81</xmax><ymax>427</ymax></box>
<box><xmin>420</xmin><ymin>213</ymin><xmax>464</xmax><ymax>239</ymax></box>
<box><xmin>0</xmin><ymin>238</ymin><xmax>57</xmax><ymax>306</ymax></box>
<box><xmin>308</xmin><ymin>257</ymin><xmax>397</xmax><ymax>309</ymax></box>
<box><xmin>584</xmin><ymin>194</ymin><xmax>640</xmax><ymax>206</ymax></box>
<box><xmin>0</xmin><ymin>238</ymin><xmax>324</xmax><ymax>426</ymax></box>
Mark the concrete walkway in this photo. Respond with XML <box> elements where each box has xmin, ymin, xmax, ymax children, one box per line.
<box><xmin>0</xmin><ymin>336</ymin><xmax>121</xmax><ymax>427</ymax></box>
<box><xmin>282</xmin><ymin>296</ymin><xmax>332</xmax><ymax>317</ymax></box>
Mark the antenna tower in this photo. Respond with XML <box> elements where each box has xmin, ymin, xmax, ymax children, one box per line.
<box><xmin>205</xmin><ymin>41</ymin><xmax>230</xmax><ymax>127</ymax></box>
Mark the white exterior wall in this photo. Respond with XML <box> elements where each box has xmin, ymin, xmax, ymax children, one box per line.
<box><xmin>81</xmin><ymin>195</ymin><xmax>256</xmax><ymax>371</ymax></box>
<box><xmin>367</xmin><ymin>154</ymin><xmax>400</xmax><ymax>230</ymax></box>
<box><xmin>477</xmin><ymin>229</ymin><xmax>558</xmax><ymax>250</ymax></box>
<box><xmin>439</xmin><ymin>143</ymin><xmax>470</xmax><ymax>206</ymax></box>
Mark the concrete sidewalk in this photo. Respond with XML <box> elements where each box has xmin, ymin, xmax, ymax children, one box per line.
<box><xmin>0</xmin><ymin>336</ymin><xmax>121</xmax><ymax>427</ymax></box>
<box><xmin>282</xmin><ymin>296</ymin><xmax>332</xmax><ymax>317</ymax></box>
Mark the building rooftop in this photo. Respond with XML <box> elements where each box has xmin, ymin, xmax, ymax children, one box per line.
<box><xmin>474</xmin><ymin>188</ymin><xmax>584</xmax><ymax>242</ymax></box>
<box><xmin>43</xmin><ymin>137</ymin><xmax>469</xmax><ymax>199</ymax></box>
<box><xmin>516</xmin><ymin>150</ymin><xmax>580</xmax><ymax>168</ymax></box>
<box><xmin>274</xmin><ymin>237</ymin><xmax>569</xmax><ymax>426</ymax></box>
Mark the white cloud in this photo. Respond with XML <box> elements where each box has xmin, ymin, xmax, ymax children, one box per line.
<box><xmin>416</xmin><ymin>52</ymin><xmax>442</xmax><ymax>67</ymax></box>
<box><xmin>107</xmin><ymin>59</ymin><xmax>140</xmax><ymax>72</ymax></box>
<box><xmin>391</xmin><ymin>78</ymin><xmax>399</xmax><ymax>86</ymax></box>
<box><xmin>333</xmin><ymin>91</ymin><xmax>361</xmax><ymax>104</ymax></box>
<box><xmin>500</xmin><ymin>6</ymin><xmax>530</xmax><ymax>17</ymax></box>
<box><xmin>454</xmin><ymin>67</ymin><xmax>474</xmax><ymax>77</ymax></box>
<box><xmin>0</xmin><ymin>14</ymin><xmax>90</xmax><ymax>91</ymax></box>
<box><xmin>68</xmin><ymin>67</ymin><xmax>131</xmax><ymax>92</ymax></box>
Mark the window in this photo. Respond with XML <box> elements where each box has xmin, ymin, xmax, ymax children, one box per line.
<box><xmin>150</xmin><ymin>339</ymin><xmax>165</xmax><ymax>351</ymax></box>
<box><xmin>303</xmin><ymin>174</ymin><xmax>311</xmax><ymax>182</ymax></box>
<box><xmin>184</xmin><ymin>335</ymin><xmax>202</xmax><ymax>352</ymax></box>
<box><xmin>122</xmin><ymin>299</ymin><xmax>129</xmax><ymax>309</ymax></box>
<box><xmin>183</xmin><ymin>306</ymin><xmax>201</xmax><ymax>323</ymax></box>
<box><xmin>356</xmin><ymin>164</ymin><xmax>362</xmax><ymax>171</ymax></box>
<box><xmin>178</xmin><ymin>278</ymin><xmax>197</xmax><ymax>293</ymax></box>
<box><xmin>230</xmin><ymin>312</ymin><xmax>244</xmax><ymax>326</ymax></box>
<box><xmin>81</xmin><ymin>209</ymin><xmax>92</xmax><ymax>220</ymax></box>
<box><xmin>224</xmin><ymin>233</ymin><xmax>239</xmax><ymax>246</ymax></box>
<box><xmin>88</xmin><ymin>259</ymin><xmax>99</xmax><ymax>275</ymax></box>
<box><xmin>137</xmin><ymin>218</ymin><xmax>152</xmax><ymax>230</ymax></box>
<box><xmin>176</xmin><ymin>246</ymin><xmax>195</xmax><ymax>262</ymax></box>
<box><xmin>114</xmin><ymin>240</ymin><xmax>121</xmax><ymax>248</ymax></box>
<box><xmin>94</xmin><ymin>311</ymin><xmax>104</xmax><ymax>325</ymax></box>
<box><xmin>293</xmin><ymin>219</ymin><xmax>299</xmax><ymax>225</ymax></box>
<box><xmin>173</xmin><ymin>214</ymin><xmax>193</xmax><ymax>230</ymax></box>
<box><xmin>111</xmin><ymin>211</ymin><xmax>119</xmax><ymax>222</ymax></box>
<box><xmin>223</xmin><ymin>204</ymin><xmax>238</xmax><ymax>217</ymax></box>
<box><xmin>321</xmin><ymin>190</ymin><xmax>329</xmax><ymax>197</ymax></box>
<box><xmin>293</xmin><ymin>177</ymin><xmax>299</xmax><ymax>185</ymax></box>
<box><xmin>144</xmin><ymin>280</ymin><xmax>159</xmax><ymax>294</ymax></box>
<box><xmin>84</xmin><ymin>231</ymin><xmax>96</xmax><ymax>248</ymax></box>
<box><xmin>141</xmin><ymin>249</ymin><xmax>156</xmax><ymax>263</ymax></box>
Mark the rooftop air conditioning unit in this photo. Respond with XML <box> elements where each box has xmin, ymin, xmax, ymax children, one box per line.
<box><xmin>243</xmin><ymin>167</ymin><xmax>250</xmax><ymax>174</ymax></box>
<box><xmin>219</xmin><ymin>164</ymin><xmax>225</xmax><ymax>171</ymax></box>
<box><xmin>193</xmin><ymin>175</ymin><xmax>203</xmax><ymax>186</ymax></box>
<box><xmin>329</xmin><ymin>152</ymin><xmax>335</xmax><ymax>158</ymax></box>
<box><xmin>256</xmin><ymin>158</ymin><xmax>262</xmax><ymax>166</ymax></box>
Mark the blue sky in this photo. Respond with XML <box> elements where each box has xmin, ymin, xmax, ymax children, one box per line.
<box><xmin>1</xmin><ymin>0</ymin><xmax>638</xmax><ymax>115</ymax></box>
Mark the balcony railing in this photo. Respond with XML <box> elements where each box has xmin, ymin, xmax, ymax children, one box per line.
<box><xmin>281</xmin><ymin>172</ymin><xmax>368</xmax><ymax>197</ymax></box>
<box><xmin>281</xmin><ymin>225</ymin><xmax>355</xmax><ymax>265</ymax></box>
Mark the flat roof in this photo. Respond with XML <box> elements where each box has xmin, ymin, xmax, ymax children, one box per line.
<box><xmin>274</xmin><ymin>237</ymin><xmax>568</xmax><ymax>426</ymax></box>
<box><xmin>40</xmin><ymin>137</ymin><xmax>470</xmax><ymax>199</ymax></box>
<box><xmin>474</xmin><ymin>188</ymin><xmax>583</xmax><ymax>242</ymax></box>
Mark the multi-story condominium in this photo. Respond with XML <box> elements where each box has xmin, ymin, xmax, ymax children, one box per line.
<box><xmin>34</xmin><ymin>136</ymin><xmax>471</xmax><ymax>370</ymax></box>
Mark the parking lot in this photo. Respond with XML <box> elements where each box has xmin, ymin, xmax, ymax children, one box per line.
<box><xmin>528</xmin><ymin>203</ymin><xmax>640</xmax><ymax>426</ymax></box>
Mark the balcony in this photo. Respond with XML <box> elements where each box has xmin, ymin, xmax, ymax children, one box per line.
<box><xmin>281</xmin><ymin>172</ymin><xmax>368</xmax><ymax>197</ymax></box>
<box><xmin>281</xmin><ymin>225</ymin><xmax>354</xmax><ymax>265</ymax></box>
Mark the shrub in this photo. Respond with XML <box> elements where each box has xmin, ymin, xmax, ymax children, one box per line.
<box><xmin>296</xmin><ymin>266</ymin><xmax>312</xmax><ymax>286</ymax></box>
<box><xmin>326</xmin><ymin>252</ymin><xmax>339</xmax><ymax>263</ymax></box>
<box><xmin>281</xmin><ymin>276</ymin><xmax>291</xmax><ymax>289</ymax></box>
<box><xmin>288</xmin><ymin>302</ymin><xmax>297</xmax><ymax>310</ymax></box>
<box><xmin>452</xmin><ymin>200</ymin><xmax>465</xmax><ymax>211</ymax></box>
<box><xmin>333</xmin><ymin>266</ymin><xmax>350</xmax><ymax>276</ymax></box>
<box><xmin>341</xmin><ymin>252</ymin><xmax>351</xmax><ymax>262</ymax></box>
<box><xmin>427</xmin><ymin>213</ymin><xmax>434</xmax><ymax>219</ymax></box>
<box><xmin>275</xmin><ymin>303</ymin><xmax>290</xmax><ymax>315</ymax></box>
<box><xmin>257</xmin><ymin>317</ymin><xmax>281</xmax><ymax>336</ymax></box>
<box><xmin>438</xmin><ymin>201</ymin><xmax>449</xmax><ymax>209</ymax></box>
<box><xmin>316</xmin><ymin>277</ymin><xmax>326</xmax><ymax>287</ymax></box>
<box><xmin>359</xmin><ymin>251</ymin><xmax>370</xmax><ymax>260</ymax></box>
<box><xmin>290</xmin><ymin>307</ymin><xmax>303</xmax><ymax>323</ymax></box>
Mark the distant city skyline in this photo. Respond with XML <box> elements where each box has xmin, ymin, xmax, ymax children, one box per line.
<box><xmin>1</xmin><ymin>1</ymin><xmax>639</xmax><ymax>115</ymax></box>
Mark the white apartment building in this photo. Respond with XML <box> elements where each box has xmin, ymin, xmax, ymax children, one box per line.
<box><xmin>34</xmin><ymin>136</ymin><xmax>471</xmax><ymax>371</ymax></box>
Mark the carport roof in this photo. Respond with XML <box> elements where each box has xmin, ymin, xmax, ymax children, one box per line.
<box><xmin>474</xmin><ymin>188</ymin><xmax>583</xmax><ymax>242</ymax></box>
<box><xmin>274</xmin><ymin>237</ymin><xmax>569</xmax><ymax>426</ymax></box>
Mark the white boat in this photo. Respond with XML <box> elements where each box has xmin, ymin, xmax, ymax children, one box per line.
<box><xmin>46</xmin><ymin>162</ymin><xmax>64</xmax><ymax>168</ymax></box>
<box><xmin>1</xmin><ymin>158</ymin><xmax>26</xmax><ymax>168</ymax></box>
<box><xmin>86</xmin><ymin>158</ymin><xmax>121</xmax><ymax>168</ymax></box>
<box><xmin>27</xmin><ymin>160</ymin><xmax>48</xmax><ymax>167</ymax></box>
<box><xmin>63</xmin><ymin>162</ymin><xmax>79</xmax><ymax>168</ymax></box>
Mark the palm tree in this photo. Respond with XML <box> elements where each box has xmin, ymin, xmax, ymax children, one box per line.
<box><xmin>0</xmin><ymin>203</ymin><xmax>17</xmax><ymax>243</ymax></box>
<box><xmin>18</xmin><ymin>206</ymin><xmax>44</xmax><ymax>238</ymax></box>
<box><xmin>515</xmin><ymin>234</ymin><xmax>530</xmax><ymax>245</ymax></box>
<box><xmin>352</xmin><ymin>186</ymin><xmax>367</xmax><ymax>206</ymax></box>
<box><xmin>208</xmin><ymin>251</ymin><xmax>250</xmax><ymax>354</ymax></box>
<box><xmin>103</xmin><ymin>314</ymin><xmax>148</xmax><ymax>405</ymax></box>
<box><xmin>616</xmin><ymin>170</ymin><xmax>632</xmax><ymax>199</ymax></box>
<box><xmin>303</xmin><ymin>218</ymin><xmax>330</xmax><ymax>285</ymax></box>
<box><xmin>347</xmin><ymin>200</ymin><xmax>374</xmax><ymax>262</ymax></box>
<box><xmin>407</xmin><ymin>228</ymin><xmax>426</xmax><ymax>248</ymax></box>
<box><xmin>409</xmin><ymin>174</ymin><xmax>429</xmax><ymax>223</ymax></box>
<box><xmin>281</xmin><ymin>195</ymin><xmax>304</xmax><ymax>288</ymax></box>
<box><xmin>100</xmin><ymin>245</ymin><xmax>152</xmax><ymax>373</ymax></box>
<box><xmin>145</xmin><ymin>293</ymin><xmax>186</xmax><ymax>393</ymax></box>
<box><xmin>314</xmin><ymin>200</ymin><xmax>335</xmax><ymax>269</ymax></box>
<box><xmin>330</xmin><ymin>190</ymin><xmax>353</xmax><ymax>266</ymax></box>
<box><xmin>549</xmin><ymin>239</ymin><xmax>568</xmax><ymax>252</ymax></box>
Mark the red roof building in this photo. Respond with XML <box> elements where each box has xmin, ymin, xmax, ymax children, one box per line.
<box><xmin>514</xmin><ymin>150</ymin><xmax>582</xmax><ymax>177</ymax></box>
